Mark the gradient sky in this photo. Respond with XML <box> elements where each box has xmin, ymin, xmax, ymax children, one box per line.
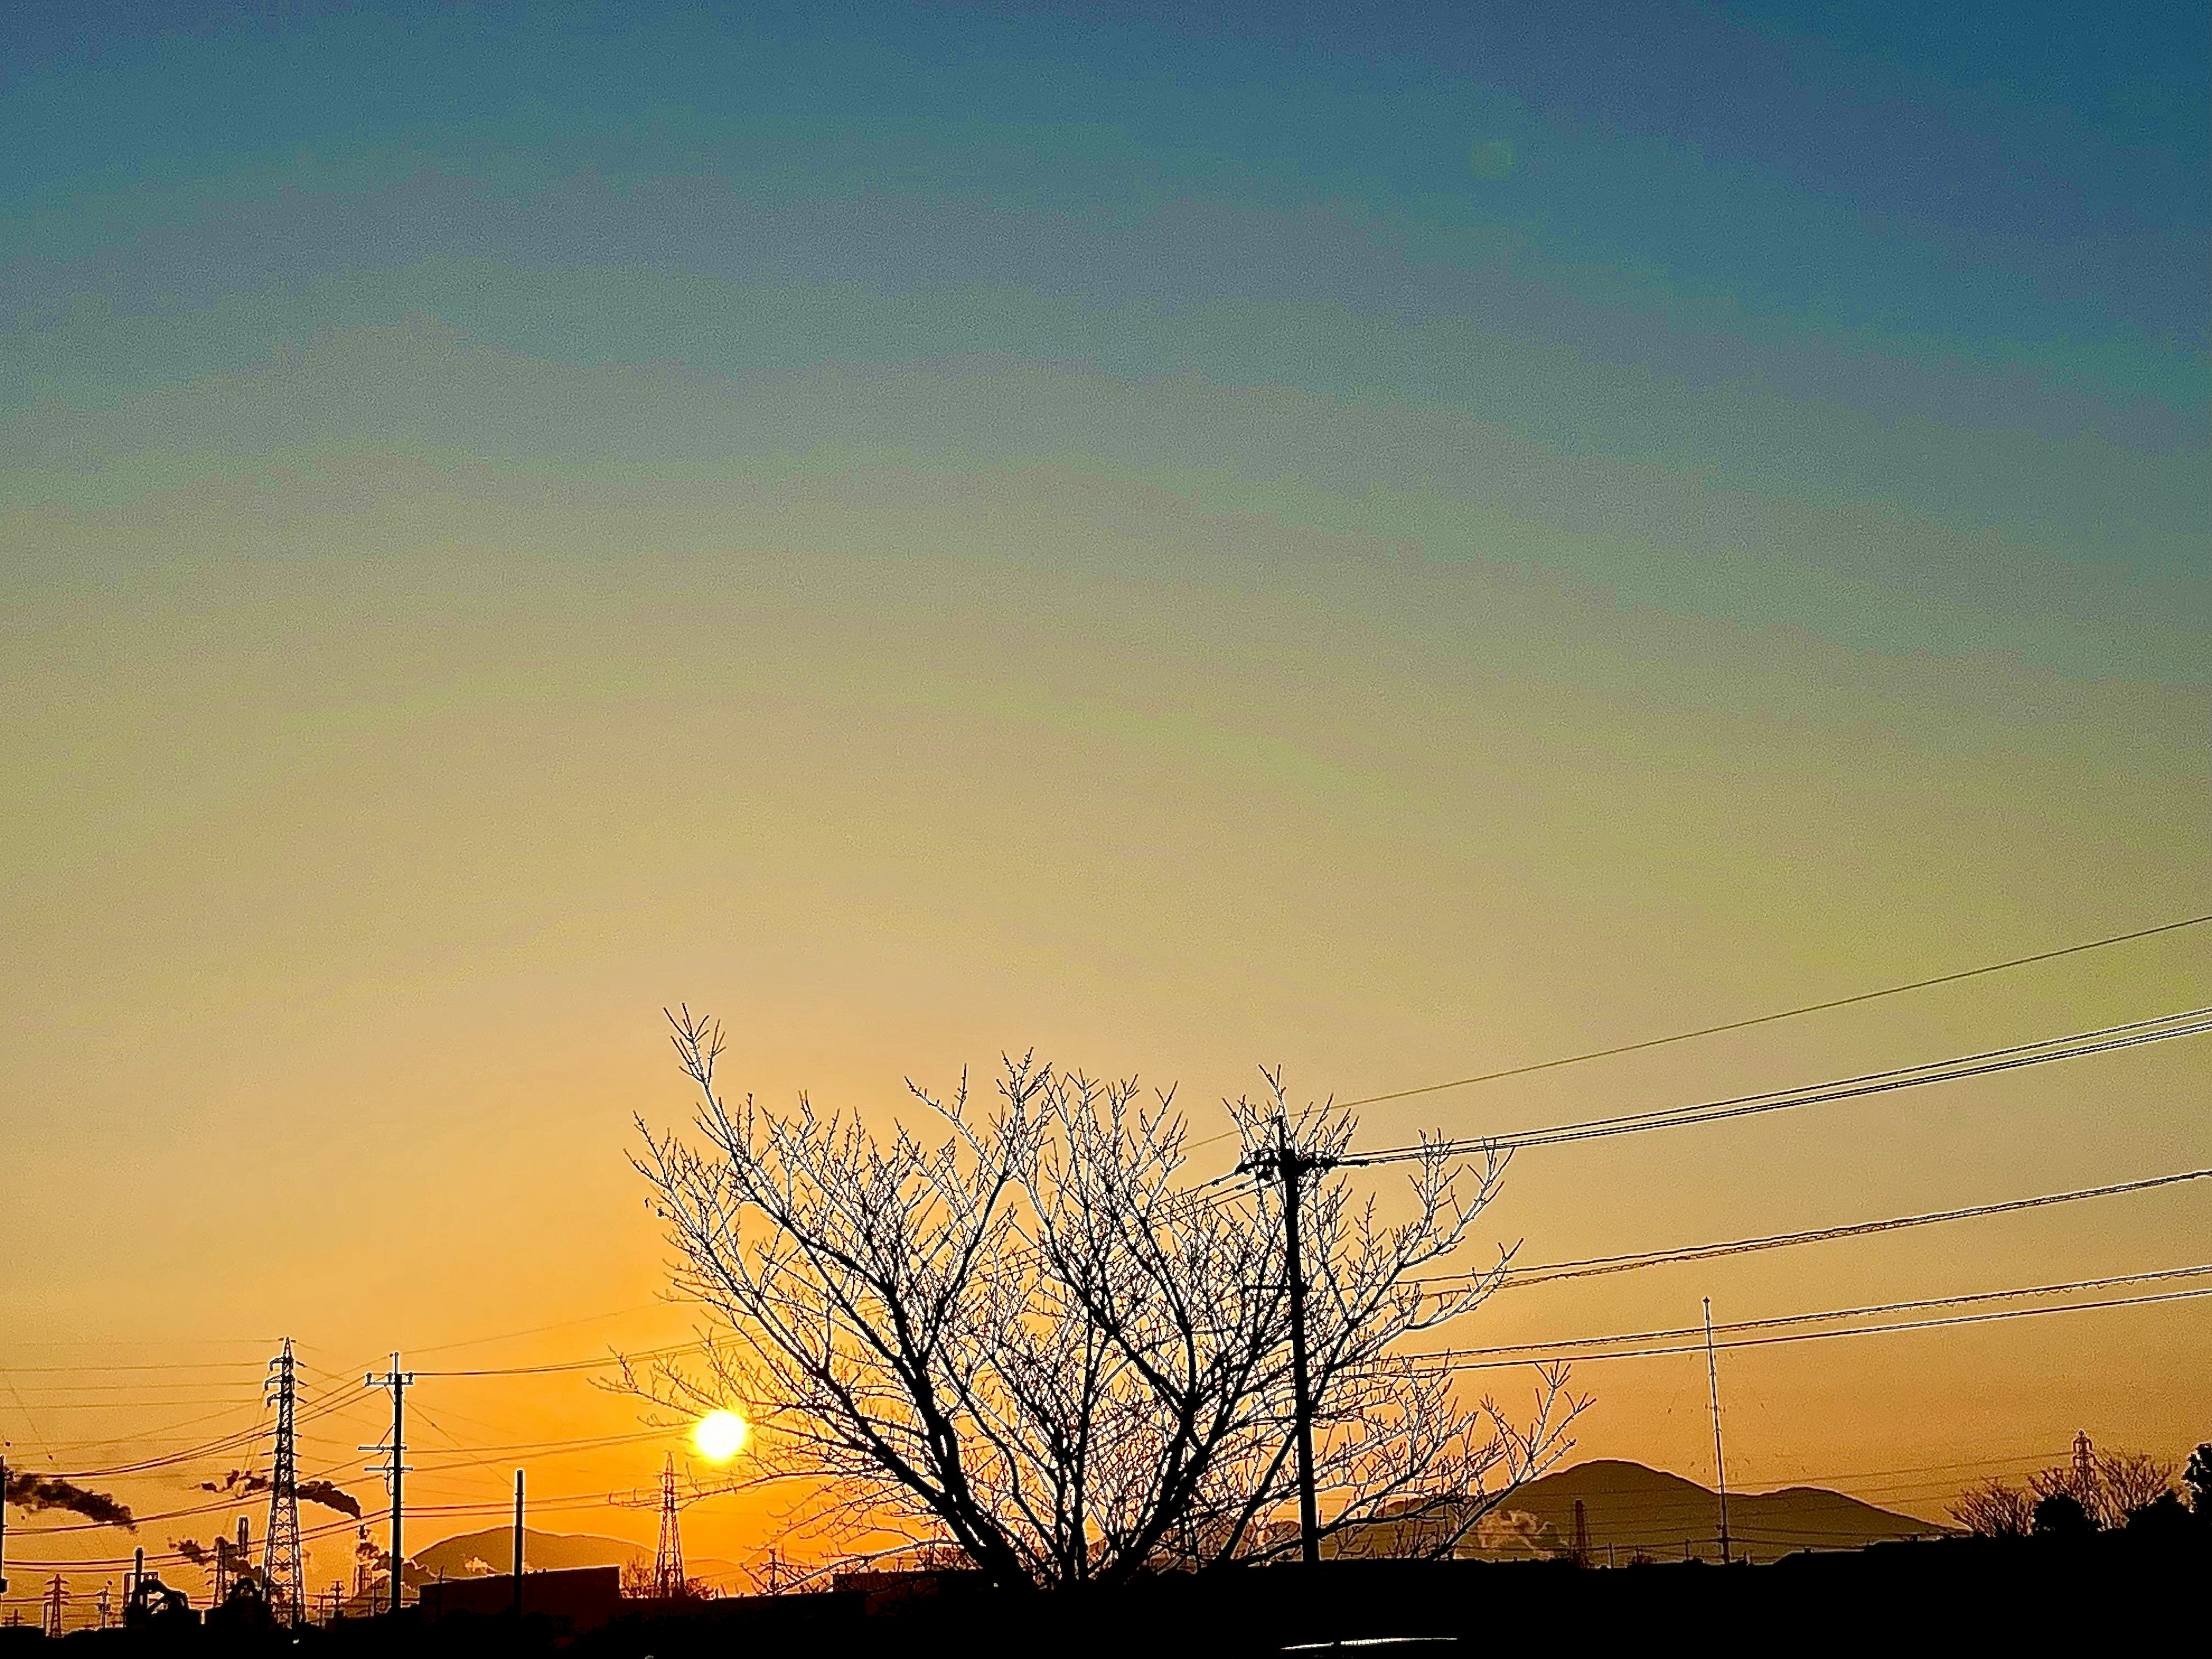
<box><xmin>3</xmin><ymin>0</ymin><xmax>2207</xmax><ymax>1598</ymax></box>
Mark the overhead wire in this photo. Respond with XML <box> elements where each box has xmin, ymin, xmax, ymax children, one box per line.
<box><xmin>1414</xmin><ymin>1165</ymin><xmax>2212</xmax><ymax>1291</ymax></box>
<box><xmin>1398</xmin><ymin>1279</ymin><xmax>2212</xmax><ymax>1375</ymax></box>
<box><xmin>1344</xmin><ymin>1006</ymin><xmax>2211</xmax><ymax>1164</ymax></box>
<box><xmin>1404</xmin><ymin>1262</ymin><xmax>2212</xmax><ymax>1362</ymax></box>
<box><xmin>1339</xmin><ymin>912</ymin><xmax>2212</xmax><ymax>1109</ymax></box>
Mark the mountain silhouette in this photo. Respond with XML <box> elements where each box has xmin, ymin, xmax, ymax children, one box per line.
<box><xmin>1322</xmin><ymin>1459</ymin><xmax>1942</xmax><ymax>1565</ymax></box>
<box><xmin>1463</xmin><ymin>1459</ymin><xmax>1944</xmax><ymax>1565</ymax></box>
<box><xmin>415</xmin><ymin>1465</ymin><xmax>1937</xmax><ymax>1586</ymax></box>
<box><xmin>410</xmin><ymin>1525</ymin><xmax>744</xmax><ymax>1589</ymax></box>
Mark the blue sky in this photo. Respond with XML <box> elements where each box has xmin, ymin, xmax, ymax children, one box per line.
<box><xmin>9</xmin><ymin>5</ymin><xmax>2208</xmax><ymax>680</ymax></box>
<box><xmin>9</xmin><ymin>1</ymin><xmax>2203</xmax><ymax>390</ymax></box>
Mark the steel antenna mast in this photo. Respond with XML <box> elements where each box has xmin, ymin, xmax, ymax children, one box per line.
<box><xmin>1703</xmin><ymin>1297</ymin><xmax>1731</xmax><ymax>1565</ymax></box>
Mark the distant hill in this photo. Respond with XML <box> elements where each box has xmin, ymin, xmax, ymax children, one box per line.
<box><xmin>1461</xmin><ymin>1459</ymin><xmax>1945</xmax><ymax>1566</ymax></box>
<box><xmin>410</xmin><ymin>1527</ymin><xmax>745</xmax><ymax>1590</ymax></box>
<box><xmin>414</xmin><ymin>1465</ymin><xmax>1937</xmax><ymax>1585</ymax></box>
<box><xmin>1325</xmin><ymin>1459</ymin><xmax>1944</xmax><ymax>1566</ymax></box>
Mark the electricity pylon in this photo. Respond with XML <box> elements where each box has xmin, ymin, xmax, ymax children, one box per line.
<box><xmin>612</xmin><ymin>1456</ymin><xmax>728</xmax><ymax>1600</ymax></box>
<box><xmin>653</xmin><ymin>1457</ymin><xmax>685</xmax><ymax>1598</ymax></box>
<box><xmin>263</xmin><ymin>1339</ymin><xmax>305</xmax><ymax>1623</ymax></box>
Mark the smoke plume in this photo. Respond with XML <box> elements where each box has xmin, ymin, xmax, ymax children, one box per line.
<box><xmin>3</xmin><ymin>1468</ymin><xmax>137</xmax><ymax>1530</ymax></box>
<box><xmin>200</xmin><ymin>1469</ymin><xmax>270</xmax><ymax>1498</ymax></box>
<box><xmin>296</xmin><ymin>1479</ymin><xmax>363</xmax><ymax>1520</ymax></box>
<box><xmin>174</xmin><ymin>1533</ymin><xmax>267</xmax><ymax>1589</ymax></box>
<box><xmin>1472</xmin><ymin>1508</ymin><xmax>1551</xmax><ymax>1555</ymax></box>
<box><xmin>200</xmin><ymin>1468</ymin><xmax>360</xmax><ymax>1519</ymax></box>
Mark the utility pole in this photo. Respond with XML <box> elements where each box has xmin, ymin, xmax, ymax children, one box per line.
<box><xmin>1235</xmin><ymin>1115</ymin><xmax>1346</xmax><ymax>1567</ymax></box>
<box><xmin>1</xmin><ymin>1453</ymin><xmax>9</xmax><ymax>1598</ymax></box>
<box><xmin>1277</xmin><ymin>1128</ymin><xmax>1322</xmax><ymax>1566</ymax></box>
<box><xmin>363</xmin><ymin>1355</ymin><xmax>412</xmax><ymax>1613</ymax></box>
<box><xmin>1703</xmin><ymin>1298</ymin><xmax>1731</xmax><ymax>1566</ymax></box>
<box><xmin>263</xmin><ymin>1339</ymin><xmax>304</xmax><ymax>1623</ymax></box>
<box><xmin>511</xmin><ymin>1469</ymin><xmax>524</xmax><ymax>1618</ymax></box>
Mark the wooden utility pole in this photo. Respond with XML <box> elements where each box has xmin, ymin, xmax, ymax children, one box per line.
<box><xmin>363</xmin><ymin>1357</ymin><xmax>412</xmax><ymax>1612</ymax></box>
<box><xmin>1279</xmin><ymin>1136</ymin><xmax>1320</xmax><ymax>1565</ymax></box>
<box><xmin>511</xmin><ymin>1469</ymin><xmax>524</xmax><ymax>1617</ymax></box>
<box><xmin>1245</xmin><ymin>1119</ymin><xmax>1333</xmax><ymax>1565</ymax></box>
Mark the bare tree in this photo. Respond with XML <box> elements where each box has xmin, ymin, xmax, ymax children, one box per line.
<box><xmin>630</xmin><ymin>1011</ymin><xmax>1586</xmax><ymax>1591</ymax></box>
<box><xmin>2025</xmin><ymin>1448</ymin><xmax>2176</xmax><ymax>1530</ymax></box>
<box><xmin>1948</xmin><ymin>1479</ymin><xmax>2033</xmax><ymax>1538</ymax></box>
<box><xmin>2092</xmin><ymin>1451</ymin><xmax>2176</xmax><ymax>1527</ymax></box>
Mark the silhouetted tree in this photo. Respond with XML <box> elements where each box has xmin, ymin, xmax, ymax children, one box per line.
<box><xmin>2031</xmin><ymin>1492</ymin><xmax>2094</xmax><ymax>1537</ymax></box>
<box><xmin>620</xmin><ymin>1557</ymin><xmax>708</xmax><ymax>1601</ymax></box>
<box><xmin>2183</xmin><ymin>1444</ymin><xmax>2212</xmax><ymax>1522</ymax></box>
<box><xmin>2092</xmin><ymin>1451</ymin><xmax>2176</xmax><ymax>1527</ymax></box>
<box><xmin>2029</xmin><ymin>1448</ymin><xmax>2177</xmax><ymax>1530</ymax></box>
<box><xmin>2123</xmin><ymin>1491</ymin><xmax>2191</xmax><ymax>1537</ymax></box>
<box><xmin>1948</xmin><ymin>1479</ymin><xmax>2033</xmax><ymax>1538</ymax></box>
<box><xmin>631</xmin><ymin>1010</ymin><xmax>1586</xmax><ymax>1592</ymax></box>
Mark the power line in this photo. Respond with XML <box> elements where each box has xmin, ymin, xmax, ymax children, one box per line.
<box><xmin>26</xmin><ymin>1387</ymin><xmax>354</xmax><ymax>1479</ymax></box>
<box><xmin>1408</xmin><ymin>1263</ymin><xmax>2212</xmax><ymax>1359</ymax></box>
<box><xmin>5</xmin><ymin>1508</ymin><xmax>368</xmax><ymax>1573</ymax></box>
<box><xmin>1399</xmin><ymin>1274</ymin><xmax>2212</xmax><ymax>1375</ymax></box>
<box><xmin>410</xmin><ymin>1338</ymin><xmax>703</xmax><ymax>1380</ymax></box>
<box><xmin>1341</xmin><ymin>912</ymin><xmax>2212</xmax><ymax>1108</ymax></box>
<box><xmin>1414</xmin><ymin>1165</ymin><xmax>2212</xmax><ymax>1291</ymax></box>
<box><xmin>1348</xmin><ymin>1006</ymin><xmax>2211</xmax><ymax>1163</ymax></box>
<box><xmin>407</xmin><ymin>1429</ymin><xmax>676</xmax><ymax>1472</ymax></box>
<box><xmin>0</xmin><ymin>1362</ymin><xmax>270</xmax><ymax>1377</ymax></box>
<box><xmin>404</xmin><ymin>1304</ymin><xmax>669</xmax><ymax>1357</ymax></box>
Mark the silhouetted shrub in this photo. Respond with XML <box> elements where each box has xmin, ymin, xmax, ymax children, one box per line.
<box><xmin>2185</xmin><ymin>1444</ymin><xmax>2212</xmax><ymax>1522</ymax></box>
<box><xmin>1949</xmin><ymin>1479</ymin><xmax>2032</xmax><ymax>1537</ymax></box>
<box><xmin>2123</xmin><ymin>1491</ymin><xmax>2191</xmax><ymax>1536</ymax></box>
<box><xmin>2031</xmin><ymin>1493</ymin><xmax>2094</xmax><ymax>1537</ymax></box>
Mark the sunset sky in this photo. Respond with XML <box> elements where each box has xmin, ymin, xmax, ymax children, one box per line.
<box><xmin>3</xmin><ymin>0</ymin><xmax>2207</xmax><ymax>1600</ymax></box>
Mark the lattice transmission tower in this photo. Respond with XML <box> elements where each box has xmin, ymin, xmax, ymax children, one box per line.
<box><xmin>612</xmin><ymin>1455</ymin><xmax>726</xmax><ymax>1600</ymax></box>
<box><xmin>653</xmin><ymin>1457</ymin><xmax>685</xmax><ymax>1598</ymax></box>
<box><xmin>262</xmin><ymin>1338</ymin><xmax>305</xmax><ymax>1624</ymax></box>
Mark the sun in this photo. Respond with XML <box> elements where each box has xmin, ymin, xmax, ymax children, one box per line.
<box><xmin>692</xmin><ymin>1408</ymin><xmax>749</xmax><ymax>1462</ymax></box>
